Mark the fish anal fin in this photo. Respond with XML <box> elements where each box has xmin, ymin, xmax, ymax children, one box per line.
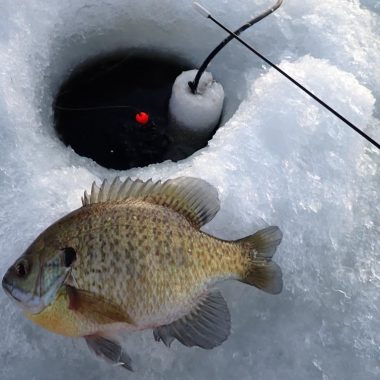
<box><xmin>82</xmin><ymin>177</ymin><xmax>220</xmax><ymax>229</ymax></box>
<box><xmin>153</xmin><ymin>290</ymin><xmax>231</xmax><ymax>349</ymax></box>
<box><xmin>66</xmin><ymin>286</ymin><xmax>134</xmax><ymax>325</ymax></box>
<box><xmin>85</xmin><ymin>335</ymin><xmax>133</xmax><ymax>371</ymax></box>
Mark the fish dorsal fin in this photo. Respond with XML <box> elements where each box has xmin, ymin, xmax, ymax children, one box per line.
<box><xmin>82</xmin><ymin>177</ymin><xmax>220</xmax><ymax>229</ymax></box>
<box><xmin>153</xmin><ymin>290</ymin><xmax>231</xmax><ymax>349</ymax></box>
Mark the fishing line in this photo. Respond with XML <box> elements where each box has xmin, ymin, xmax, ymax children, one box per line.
<box><xmin>193</xmin><ymin>2</ymin><xmax>380</xmax><ymax>150</ymax></box>
<box><xmin>54</xmin><ymin>104</ymin><xmax>138</xmax><ymax>112</ymax></box>
<box><xmin>55</xmin><ymin>104</ymin><xmax>154</xmax><ymax>127</ymax></box>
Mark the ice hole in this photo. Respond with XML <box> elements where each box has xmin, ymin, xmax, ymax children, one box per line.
<box><xmin>54</xmin><ymin>52</ymin><xmax>221</xmax><ymax>169</ymax></box>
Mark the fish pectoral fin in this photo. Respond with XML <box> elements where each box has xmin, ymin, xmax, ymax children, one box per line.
<box><xmin>82</xmin><ymin>176</ymin><xmax>220</xmax><ymax>229</ymax></box>
<box><xmin>153</xmin><ymin>289</ymin><xmax>231</xmax><ymax>349</ymax></box>
<box><xmin>66</xmin><ymin>286</ymin><xmax>134</xmax><ymax>325</ymax></box>
<box><xmin>85</xmin><ymin>335</ymin><xmax>133</xmax><ymax>371</ymax></box>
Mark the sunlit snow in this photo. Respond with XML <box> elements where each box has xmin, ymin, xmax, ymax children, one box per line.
<box><xmin>0</xmin><ymin>1</ymin><xmax>379</xmax><ymax>379</ymax></box>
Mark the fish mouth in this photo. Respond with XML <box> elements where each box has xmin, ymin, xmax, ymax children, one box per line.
<box><xmin>2</xmin><ymin>276</ymin><xmax>14</xmax><ymax>298</ymax></box>
<box><xmin>2</xmin><ymin>276</ymin><xmax>44</xmax><ymax>314</ymax></box>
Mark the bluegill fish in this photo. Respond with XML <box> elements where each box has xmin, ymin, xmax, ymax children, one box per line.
<box><xmin>2</xmin><ymin>177</ymin><xmax>282</xmax><ymax>370</ymax></box>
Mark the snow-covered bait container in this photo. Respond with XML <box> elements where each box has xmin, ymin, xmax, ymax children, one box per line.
<box><xmin>169</xmin><ymin>69</ymin><xmax>224</xmax><ymax>150</ymax></box>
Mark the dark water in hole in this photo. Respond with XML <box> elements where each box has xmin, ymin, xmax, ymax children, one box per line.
<box><xmin>54</xmin><ymin>53</ymin><xmax>201</xmax><ymax>170</ymax></box>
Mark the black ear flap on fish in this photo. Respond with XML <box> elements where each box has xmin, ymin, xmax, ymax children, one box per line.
<box><xmin>153</xmin><ymin>289</ymin><xmax>230</xmax><ymax>349</ymax></box>
<box><xmin>61</xmin><ymin>247</ymin><xmax>77</xmax><ymax>267</ymax></box>
<box><xmin>237</xmin><ymin>226</ymin><xmax>283</xmax><ymax>294</ymax></box>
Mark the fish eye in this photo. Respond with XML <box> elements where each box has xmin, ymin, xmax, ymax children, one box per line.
<box><xmin>62</xmin><ymin>247</ymin><xmax>77</xmax><ymax>267</ymax></box>
<box><xmin>15</xmin><ymin>259</ymin><xmax>29</xmax><ymax>278</ymax></box>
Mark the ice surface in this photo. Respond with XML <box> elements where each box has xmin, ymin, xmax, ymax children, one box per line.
<box><xmin>0</xmin><ymin>1</ymin><xmax>379</xmax><ymax>379</ymax></box>
<box><xmin>169</xmin><ymin>69</ymin><xmax>224</xmax><ymax>146</ymax></box>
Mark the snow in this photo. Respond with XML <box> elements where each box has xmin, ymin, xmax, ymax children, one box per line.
<box><xmin>0</xmin><ymin>0</ymin><xmax>379</xmax><ymax>379</ymax></box>
<box><xmin>169</xmin><ymin>69</ymin><xmax>224</xmax><ymax>148</ymax></box>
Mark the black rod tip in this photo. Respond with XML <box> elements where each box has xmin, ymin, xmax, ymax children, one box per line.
<box><xmin>188</xmin><ymin>81</ymin><xmax>197</xmax><ymax>94</ymax></box>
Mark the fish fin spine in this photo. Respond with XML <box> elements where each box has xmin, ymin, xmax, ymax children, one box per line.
<box><xmin>82</xmin><ymin>176</ymin><xmax>220</xmax><ymax>229</ymax></box>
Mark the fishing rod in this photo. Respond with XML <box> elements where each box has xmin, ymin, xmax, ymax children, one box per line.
<box><xmin>188</xmin><ymin>0</ymin><xmax>283</xmax><ymax>94</ymax></box>
<box><xmin>193</xmin><ymin>2</ymin><xmax>380</xmax><ymax>151</ymax></box>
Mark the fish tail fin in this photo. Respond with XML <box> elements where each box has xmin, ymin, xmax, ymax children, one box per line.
<box><xmin>236</xmin><ymin>226</ymin><xmax>283</xmax><ymax>294</ymax></box>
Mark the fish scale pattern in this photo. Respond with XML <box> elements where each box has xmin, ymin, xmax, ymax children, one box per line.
<box><xmin>67</xmin><ymin>199</ymin><xmax>245</xmax><ymax>330</ymax></box>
